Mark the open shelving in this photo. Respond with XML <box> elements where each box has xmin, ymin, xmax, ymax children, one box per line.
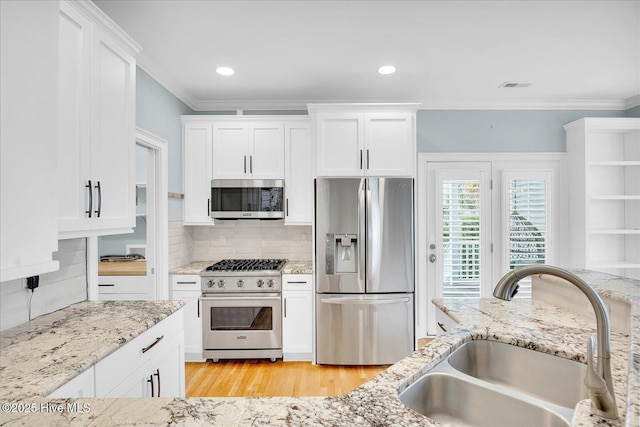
<box><xmin>565</xmin><ymin>117</ymin><xmax>640</xmax><ymax>280</ymax></box>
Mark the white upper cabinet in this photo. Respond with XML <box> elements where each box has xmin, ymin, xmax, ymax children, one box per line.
<box><xmin>284</xmin><ymin>120</ymin><xmax>313</xmax><ymax>225</ymax></box>
<box><xmin>57</xmin><ymin>0</ymin><xmax>140</xmax><ymax>239</ymax></box>
<box><xmin>1</xmin><ymin>0</ymin><xmax>60</xmax><ymax>282</ymax></box>
<box><xmin>183</xmin><ymin>122</ymin><xmax>214</xmax><ymax>225</ymax></box>
<box><xmin>310</xmin><ymin>104</ymin><xmax>418</xmax><ymax>177</ymax></box>
<box><xmin>211</xmin><ymin>120</ymin><xmax>284</xmax><ymax>180</ymax></box>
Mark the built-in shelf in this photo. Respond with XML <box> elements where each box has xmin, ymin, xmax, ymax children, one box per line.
<box><xmin>565</xmin><ymin>117</ymin><xmax>640</xmax><ymax>280</ymax></box>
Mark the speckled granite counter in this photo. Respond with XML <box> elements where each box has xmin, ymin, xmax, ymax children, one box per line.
<box><xmin>282</xmin><ymin>260</ymin><xmax>313</xmax><ymax>274</ymax></box>
<box><xmin>169</xmin><ymin>261</ymin><xmax>212</xmax><ymax>275</ymax></box>
<box><xmin>1</xmin><ymin>270</ymin><xmax>637</xmax><ymax>426</ymax></box>
<box><xmin>0</xmin><ymin>301</ymin><xmax>185</xmax><ymax>401</ymax></box>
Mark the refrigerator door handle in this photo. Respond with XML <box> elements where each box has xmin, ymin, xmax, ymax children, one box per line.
<box><xmin>358</xmin><ymin>179</ymin><xmax>366</xmax><ymax>282</ymax></box>
<box><xmin>319</xmin><ymin>297</ymin><xmax>411</xmax><ymax>305</ymax></box>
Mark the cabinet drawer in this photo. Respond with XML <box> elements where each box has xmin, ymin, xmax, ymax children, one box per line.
<box><xmin>282</xmin><ymin>274</ymin><xmax>312</xmax><ymax>291</ymax></box>
<box><xmin>95</xmin><ymin>310</ymin><xmax>183</xmax><ymax>397</ymax></box>
<box><xmin>98</xmin><ymin>275</ymin><xmax>148</xmax><ymax>294</ymax></box>
<box><xmin>171</xmin><ymin>275</ymin><xmax>201</xmax><ymax>292</ymax></box>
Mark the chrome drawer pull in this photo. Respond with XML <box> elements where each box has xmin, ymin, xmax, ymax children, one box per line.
<box><xmin>142</xmin><ymin>335</ymin><xmax>164</xmax><ymax>353</ymax></box>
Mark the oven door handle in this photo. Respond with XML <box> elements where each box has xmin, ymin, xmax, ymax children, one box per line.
<box><xmin>200</xmin><ymin>294</ymin><xmax>281</xmax><ymax>300</ymax></box>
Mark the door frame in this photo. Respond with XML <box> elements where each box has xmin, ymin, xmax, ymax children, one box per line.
<box><xmin>88</xmin><ymin>128</ymin><xmax>168</xmax><ymax>301</ymax></box>
<box><xmin>417</xmin><ymin>152</ymin><xmax>565</xmax><ymax>338</ymax></box>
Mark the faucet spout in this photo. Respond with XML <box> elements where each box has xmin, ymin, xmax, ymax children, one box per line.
<box><xmin>493</xmin><ymin>265</ymin><xmax>618</xmax><ymax>420</ymax></box>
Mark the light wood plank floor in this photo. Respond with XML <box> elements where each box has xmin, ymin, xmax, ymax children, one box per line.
<box><xmin>186</xmin><ymin>338</ymin><xmax>433</xmax><ymax>397</ymax></box>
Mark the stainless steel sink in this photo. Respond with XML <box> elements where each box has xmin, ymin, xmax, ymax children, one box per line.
<box><xmin>400</xmin><ymin>372</ymin><xmax>571</xmax><ymax>427</ymax></box>
<box><xmin>398</xmin><ymin>340</ymin><xmax>588</xmax><ymax>426</ymax></box>
<box><xmin>448</xmin><ymin>340</ymin><xmax>588</xmax><ymax>408</ymax></box>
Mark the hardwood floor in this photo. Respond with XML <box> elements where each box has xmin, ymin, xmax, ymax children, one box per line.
<box><xmin>186</xmin><ymin>338</ymin><xmax>433</xmax><ymax>398</ymax></box>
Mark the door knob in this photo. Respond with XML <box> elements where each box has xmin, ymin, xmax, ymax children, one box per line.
<box><xmin>429</xmin><ymin>254</ymin><xmax>437</xmax><ymax>263</ymax></box>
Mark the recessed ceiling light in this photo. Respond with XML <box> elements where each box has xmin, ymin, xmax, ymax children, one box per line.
<box><xmin>378</xmin><ymin>65</ymin><xmax>396</xmax><ymax>75</ymax></box>
<box><xmin>216</xmin><ymin>67</ymin><xmax>235</xmax><ymax>76</ymax></box>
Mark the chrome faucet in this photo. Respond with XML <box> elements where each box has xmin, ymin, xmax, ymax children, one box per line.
<box><xmin>493</xmin><ymin>265</ymin><xmax>618</xmax><ymax>420</ymax></box>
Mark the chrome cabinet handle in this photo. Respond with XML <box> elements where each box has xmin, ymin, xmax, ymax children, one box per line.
<box><xmin>207</xmin><ymin>198</ymin><xmax>210</xmax><ymax>216</ymax></box>
<box><xmin>286</xmin><ymin>199</ymin><xmax>289</xmax><ymax>216</ymax></box>
<box><xmin>366</xmin><ymin>149</ymin><xmax>370</xmax><ymax>169</ymax></box>
<box><xmin>437</xmin><ymin>322</ymin><xmax>447</xmax><ymax>332</ymax></box>
<box><xmin>250</xmin><ymin>155</ymin><xmax>253</xmax><ymax>173</ymax></box>
<box><xmin>141</xmin><ymin>335</ymin><xmax>164</xmax><ymax>353</ymax></box>
<box><xmin>360</xmin><ymin>150</ymin><xmax>363</xmax><ymax>169</ymax></box>
<box><xmin>284</xmin><ymin>297</ymin><xmax>287</xmax><ymax>318</ymax></box>
<box><xmin>94</xmin><ymin>181</ymin><xmax>102</xmax><ymax>217</ymax></box>
<box><xmin>244</xmin><ymin>155</ymin><xmax>247</xmax><ymax>173</ymax></box>
<box><xmin>86</xmin><ymin>180</ymin><xmax>93</xmax><ymax>218</ymax></box>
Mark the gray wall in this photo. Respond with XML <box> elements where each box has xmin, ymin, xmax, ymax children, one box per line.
<box><xmin>136</xmin><ymin>67</ymin><xmax>194</xmax><ymax>221</ymax></box>
<box><xmin>416</xmin><ymin>110</ymin><xmax>624</xmax><ymax>152</ymax></box>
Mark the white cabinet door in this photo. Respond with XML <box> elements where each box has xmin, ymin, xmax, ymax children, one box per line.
<box><xmin>148</xmin><ymin>334</ymin><xmax>185</xmax><ymax>397</ymax></box>
<box><xmin>90</xmin><ymin>25</ymin><xmax>136</xmax><ymax>232</ymax></box>
<box><xmin>56</xmin><ymin>1</ymin><xmax>139</xmax><ymax>239</ymax></box>
<box><xmin>284</xmin><ymin>121</ymin><xmax>313</xmax><ymax>225</ymax></box>
<box><xmin>57</xmin><ymin>1</ymin><xmax>93</xmax><ymax>235</ymax></box>
<box><xmin>1</xmin><ymin>0</ymin><xmax>60</xmax><ymax>281</ymax></box>
<box><xmin>171</xmin><ymin>275</ymin><xmax>203</xmax><ymax>361</ymax></box>
<box><xmin>250</xmin><ymin>122</ymin><xmax>285</xmax><ymax>179</ymax></box>
<box><xmin>316</xmin><ymin>113</ymin><xmax>364</xmax><ymax>177</ymax></box>
<box><xmin>212</xmin><ymin>122</ymin><xmax>249</xmax><ymax>179</ymax></box>
<box><xmin>365</xmin><ymin>112</ymin><xmax>414</xmax><ymax>176</ymax></box>
<box><xmin>282</xmin><ymin>274</ymin><xmax>313</xmax><ymax>360</ymax></box>
<box><xmin>183</xmin><ymin>122</ymin><xmax>214</xmax><ymax>225</ymax></box>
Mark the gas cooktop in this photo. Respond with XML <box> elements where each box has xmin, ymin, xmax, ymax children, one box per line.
<box><xmin>204</xmin><ymin>259</ymin><xmax>286</xmax><ymax>272</ymax></box>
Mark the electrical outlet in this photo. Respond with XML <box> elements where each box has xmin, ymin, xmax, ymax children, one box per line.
<box><xmin>219</xmin><ymin>236</ymin><xmax>226</xmax><ymax>245</ymax></box>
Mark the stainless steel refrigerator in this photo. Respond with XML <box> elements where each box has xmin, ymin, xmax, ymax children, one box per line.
<box><xmin>315</xmin><ymin>178</ymin><xmax>414</xmax><ymax>365</ymax></box>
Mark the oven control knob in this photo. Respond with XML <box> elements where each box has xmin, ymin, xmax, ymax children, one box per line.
<box><xmin>237</xmin><ymin>279</ymin><xmax>245</xmax><ymax>288</ymax></box>
<box><xmin>256</xmin><ymin>279</ymin><xmax>264</xmax><ymax>288</ymax></box>
<box><xmin>267</xmin><ymin>279</ymin><xmax>275</xmax><ymax>288</ymax></box>
<box><xmin>217</xmin><ymin>279</ymin><xmax>226</xmax><ymax>288</ymax></box>
<box><xmin>207</xmin><ymin>280</ymin><xmax>214</xmax><ymax>288</ymax></box>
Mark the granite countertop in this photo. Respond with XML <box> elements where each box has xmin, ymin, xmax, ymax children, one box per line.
<box><xmin>0</xmin><ymin>301</ymin><xmax>185</xmax><ymax>401</ymax></box>
<box><xmin>169</xmin><ymin>260</ymin><xmax>313</xmax><ymax>276</ymax></box>
<box><xmin>1</xmin><ymin>270</ymin><xmax>637</xmax><ymax>427</ymax></box>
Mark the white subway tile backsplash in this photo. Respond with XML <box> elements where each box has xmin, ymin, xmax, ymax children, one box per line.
<box><xmin>167</xmin><ymin>220</ymin><xmax>312</xmax><ymax>266</ymax></box>
<box><xmin>1</xmin><ymin>238</ymin><xmax>87</xmax><ymax>331</ymax></box>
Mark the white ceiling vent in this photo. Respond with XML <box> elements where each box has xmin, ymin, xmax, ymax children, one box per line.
<box><xmin>499</xmin><ymin>81</ymin><xmax>532</xmax><ymax>88</ymax></box>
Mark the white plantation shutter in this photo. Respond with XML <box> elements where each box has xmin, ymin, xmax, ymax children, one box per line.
<box><xmin>503</xmin><ymin>171</ymin><xmax>553</xmax><ymax>298</ymax></box>
<box><xmin>442</xmin><ymin>179</ymin><xmax>482</xmax><ymax>298</ymax></box>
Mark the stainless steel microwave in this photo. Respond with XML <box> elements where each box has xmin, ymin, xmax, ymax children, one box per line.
<box><xmin>210</xmin><ymin>179</ymin><xmax>284</xmax><ymax>219</ymax></box>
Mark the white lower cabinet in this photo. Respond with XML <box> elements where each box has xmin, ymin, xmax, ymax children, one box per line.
<box><xmin>49</xmin><ymin>309</ymin><xmax>185</xmax><ymax>398</ymax></box>
<box><xmin>435</xmin><ymin>306</ymin><xmax>457</xmax><ymax>336</ymax></box>
<box><xmin>47</xmin><ymin>367</ymin><xmax>95</xmax><ymax>398</ymax></box>
<box><xmin>170</xmin><ymin>275</ymin><xmax>203</xmax><ymax>361</ymax></box>
<box><xmin>282</xmin><ymin>274</ymin><xmax>313</xmax><ymax>361</ymax></box>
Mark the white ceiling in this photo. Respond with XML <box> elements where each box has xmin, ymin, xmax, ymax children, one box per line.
<box><xmin>94</xmin><ymin>0</ymin><xmax>640</xmax><ymax>111</ymax></box>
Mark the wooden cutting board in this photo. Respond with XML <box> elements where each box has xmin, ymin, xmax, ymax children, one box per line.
<box><xmin>98</xmin><ymin>260</ymin><xmax>147</xmax><ymax>276</ymax></box>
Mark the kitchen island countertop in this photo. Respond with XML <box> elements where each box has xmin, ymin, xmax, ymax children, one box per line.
<box><xmin>1</xmin><ymin>270</ymin><xmax>637</xmax><ymax>426</ymax></box>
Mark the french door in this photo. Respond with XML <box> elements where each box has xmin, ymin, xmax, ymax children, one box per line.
<box><xmin>426</xmin><ymin>163</ymin><xmax>493</xmax><ymax>300</ymax></box>
<box><xmin>418</xmin><ymin>155</ymin><xmax>557</xmax><ymax>337</ymax></box>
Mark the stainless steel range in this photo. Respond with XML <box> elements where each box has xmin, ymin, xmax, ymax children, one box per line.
<box><xmin>200</xmin><ymin>259</ymin><xmax>286</xmax><ymax>363</ymax></box>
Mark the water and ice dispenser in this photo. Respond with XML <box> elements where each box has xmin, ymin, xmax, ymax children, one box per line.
<box><xmin>325</xmin><ymin>233</ymin><xmax>358</xmax><ymax>274</ymax></box>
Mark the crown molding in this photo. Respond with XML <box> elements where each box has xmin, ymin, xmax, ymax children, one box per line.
<box><xmin>417</xmin><ymin>98</ymin><xmax>628</xmax><ymax>111</ymax></box>
<box><xmin>625</xmin><ymin>95</ymin><xmax>640</xmax><ymax>109</ymax></box>
<box><xmin>136</xmin><ymin>52</ymin><xmax>199</xmax><ymax>111</ymax></box>
<box><xmin>68</xmin><ymin>0</ymin><xmax>140</xmax><ymax>55</ymax></box>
